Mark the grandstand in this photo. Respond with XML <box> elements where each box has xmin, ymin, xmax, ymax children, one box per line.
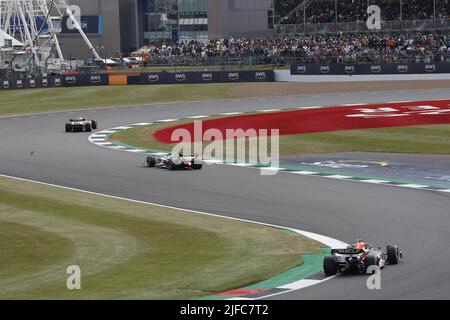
<box><xmin>276</xmin><ymin>0</ymin><xmax>450</xmax><ymax>34</ymax></box>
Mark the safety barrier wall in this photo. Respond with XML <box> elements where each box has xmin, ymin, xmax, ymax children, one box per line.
<box><xmin>136</xmin><ymin>71</ymin><xmax>274</xmax><ymax>85</ymax></box>
<box><xmin>0</xmin><ymin>74</ymin><xmax>109</xmax><ymax>90</ymax></box>
<box><xmin>0</xmin><ymin>71</ymin><xmax>273</xmax><ymax>90</ymax></box>
<box><xmin>290</xmin><ymin>63</ymin><xmax>450</xmax><ymax>75</ymax></box>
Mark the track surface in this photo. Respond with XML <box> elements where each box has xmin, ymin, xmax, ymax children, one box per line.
<box><xmin>1</xmin><ymin>89</ymin><xmax>450</xmax><ymax>299</ymax></box>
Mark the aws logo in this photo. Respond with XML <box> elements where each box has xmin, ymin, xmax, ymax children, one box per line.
<box><xmin>90</xmin><ymin>75</ymin><xmax>101</xmax><ymax>83</ymax></box>
<box><xmin>16</xmin><ymin>80</ymin><xmax>24</xmax><ymax>88</ymax></box>
<box><xmin>29</xmin><ymin>79</ymin><xmax>36</xmax><ymax>88</ymax></box>
<box><xmin>64</xmin><ymin>76</ymin><xmax>77</xmax><ymax>84</ymax></box>
<box><xmin>344</xmin><ymin>65</ymin><xmax>355</xmax><ymax>74</ymax></box>
<box><xmin>54</xmin><ymin>78</ymin><xmax>62</xmax><ymax>86</ymax></box>
<box><xmin>397</xmin><ymin>65</ymin><xmax>409</xmax><ymax>73</ymax></box>
<box><xmin>370</xmin><ymin>65</ymin><xmax>382</xmax><ymax>73</ymax></box>
<box><xmin>42</xmin><ymin>78</ymin><xmax>49</xmax><ymax>87</ymax></box>
<box><xmin>3</xmin><ymin>80</ymin><xmax>10</xmax><ymax>89</ymax></box>
<box><xmin>202</xmin><ymin>73</ymin><xmax>213</xmax><ymax>81</ymax></box>
<box><xmin>228</xmin><ymin>72</ymin><xmax>240</xmax><ymax>81</ymax></box>
<box><xmin>175</xmin><ymin>73</ymin><xmax>187</xmax><ymax>82</ymax></box>
<box><xmin>255</xmin><ymin>72</ymin><xmax>267</xmax><ymax>80</ymax></box>
<box><xmin>320</xmin><ymin>66</ymin><xmax>330</xmax><ymax>74</ymax></box>
<box><xmin>296</xmin><ymin>66</ymin><xmax>306</xmax><ymax>74</ymax></box>
<box><xmin>148</xmin><ymin>74</ymin><xmax>160</xmax><ymax>82</ymax></box>
<box><xmin>425</xmin><ymin>64</ymin><xmax>436</xmax><ymax>73</ymax></box>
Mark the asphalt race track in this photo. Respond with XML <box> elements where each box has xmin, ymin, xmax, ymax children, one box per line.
<box><xmin>1</xmin><ymin>88</ymin><xmax>450</xmax><ymax>299</ymax></box>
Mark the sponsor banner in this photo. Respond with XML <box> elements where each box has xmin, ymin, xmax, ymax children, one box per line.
<box><xmin>140</xmin><ymin>71</ymin><xmax>274</xmax><ymax>85</ymax></box>
<box><xmin>0</xmin><ymin>71</ymin><xmax>272</xmax><ymax>90</ymax></box>
<box><xmin>62</xmin><ymin>74</ymin><xmax>109</xmax><ymax>87</ymax></box>
<box><xmin>0</xmin><ymin>77</ymin><xmax>63</xmax><ymax>90</ymax></box>
<box><xmin>291</xmin><ymin>63</ymin><xmax>450</xmax><ymax>75</ymax></box>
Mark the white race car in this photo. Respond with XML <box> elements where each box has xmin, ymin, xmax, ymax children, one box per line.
<box><xmin>65</xmin><ymin>118</ymin><xmax>98</xmax><ymax>132</ymax></box>
<box><xmin>145</xmin><ymin>153</ymin><xmax>203</xmax><ymax>170</ymax></box>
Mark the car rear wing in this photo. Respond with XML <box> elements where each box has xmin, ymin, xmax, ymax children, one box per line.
<box><xmin>331</xmin><ymin>248</ymin><xmax>364</xmax><ymax>255</ymax></box>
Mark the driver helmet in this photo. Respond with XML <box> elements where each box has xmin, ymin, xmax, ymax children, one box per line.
<box><xmin>355</xmin><ymin>240</ymin><xmax>366</xmax><ymax>250</ymax></box>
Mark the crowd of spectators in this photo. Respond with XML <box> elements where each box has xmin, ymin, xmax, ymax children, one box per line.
<box><xmin>139</xmin><ymin>33</ymin><xmax>450</xmax><ymax>65</ymax></box>
<box><xmin>280</xmin><ymin>0</ymin><xmax>450</xmax><ymax>25</ymax></box>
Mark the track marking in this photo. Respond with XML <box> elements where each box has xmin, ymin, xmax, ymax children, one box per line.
<box><xmin>398</xmin><ymin>184</ymin><xmax>428</xmax><ymax>189</ymax></box>
<box><xmin>296</xmin><ymin>106</ymin><xmax>322</xmax><ymax>110</ymax></box>
<box><xmin>95</xmin><ymin>142</ymin><xmax>114</xmax><ymax>146</ymax></box>
<box><xmin>155</xmin><ymin>119</ymin><xmax>178</xmax><ymax>123</ymax></box>
<box><xmin>260</xmin><ymin>167</ymin><xmax>287</xmax><ymax>172</ymax></box>
<box><xmin>132</xmin><ymin>122</ymin><xmax>153</xmax><ymax>126</ymax></box>
<box><xmin>126</xmin><ymin>149</ymin><xmax>147</xmax><ymax>153</ymax></box>
<box><xmin>225</xmin><ymin>163</ymin><xmax>254</xmax><ymax>167</ymax></box>
<box><xmin>257</xmin><ymin>109</ymin><xmax>282</xmax><ymax>113</ymax></box>
<box><xmin>203</xmin><ymin>159</ymin><xmax>225</xmax><ymax>164</ymax></box>
<box><xmin>324</xmin><ymin>175</ymin><xmax>352</xmax><ymax>179</ymax></box>
<box><xmin>186</xmin><ymin>115</ymin><xmax>209</xmax><ymax>119</ymax></box>
<box><xmin>387</xmin><ymin>100</ymin><xmax>413</xmax><ymax>104</ymax></box>
<box><xmin>291</xmin><ymin>171</ymin><xmax>320</xmax><ymax>175</ymax></box>
<box><xmin>360</xmin><ymin>179</ymin><xmax>389</xmax><ymax>184</ymax></box>
<box><xmin>342</xmin><ymin>103</ymin><xmax>367</xmax><ymax>106</ymax></box>
<box><xmin>90</xmin><ymin>134</ymin><xmax>108</xmax><ymax>138</ymax></box>
<box><xmin>219</xmin><ymin>112</ymin><xmax>244</xmax><ymax>116</ymax></box>
<box><xmin>97</xmin><ymin>130</ymin><xmax>117</xmax><ymax>134</ymax></box>
<box><xmin>111</xmin><ymin>126</ymin><xmax>133</xmax><ymax>130</ymax></box>
<box><xmin>278</xmin><ymin>279</ymin><xmax>322</xmax><ymax>290</ymax></box>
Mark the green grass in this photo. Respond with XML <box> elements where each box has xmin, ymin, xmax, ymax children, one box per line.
<box><xmin>110</xmin><ymin>119</ymin><xmax>450</xmax><ymax>157</ymax></box>
<box><xmin>0</xmin><ymin>177</ymin><xmax>323</xmax><ymax>300</ymax></box>
<box><xmin>278</xmin><ymin>124</ymin><xmax>450</xmax><ymax>155</ymax></box>
<box><xmin>0</xmin><ymin>84</ymin><xmax>237</xmax><ymax>116</ymax></box>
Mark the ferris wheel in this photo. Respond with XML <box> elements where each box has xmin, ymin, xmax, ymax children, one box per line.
<box><xmin>0</xmin><ymin>0</ymin><xmax>101</xmax><ymax>72</ymax></box>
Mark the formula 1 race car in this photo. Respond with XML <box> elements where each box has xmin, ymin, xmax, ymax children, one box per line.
<box><xmin>65</xmin><ymin>118</ymin><xmax>98</xmax><ymax>132</ymax></box>
<box><xmin>323</xmin><ymin>240</ymin><xmax>403</xmax><ymax>275</ymax></box>
<box><xmin>145</xmin><ymin>153</ymin><xmax>203</xmax><ymax>170</ymax></box>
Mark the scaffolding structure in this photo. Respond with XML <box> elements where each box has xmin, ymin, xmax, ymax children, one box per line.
<box><xmin>0</xmin><ymin>0</ymin><xmax>101</xmax><ymax>74</ymax></box>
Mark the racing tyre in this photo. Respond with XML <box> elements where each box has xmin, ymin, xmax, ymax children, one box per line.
<box><xmin>168</xmin><ymin>161</ymin><xmax>176</xmax><ymax>171</ymax></box>
<box><xmin>85</xmin><ymin>123</ymin><xmax>92</xmax><ymax>132</ymax></box>
<box><xmin>91</xmin><ymin>120</ymin><xmax>98</xmax><ymax>130</ymax></box>
<box><xmin>193</xmin><ymin>163</ymin><xmax>203</xmax><ymax>170</ymax></box>
<box><xmin>147</xmin><ymin>156</ymin><xmax>156</xmax><ymax>168</ymax></box>
<box><xmin>387</xmin><ymin>245</ymin><xmax>399</xmax><ymax>265</ymax></box>
<box><xmin>323</xmin><ymin>256</ymin><xmax>338</xmax><ymax>276</ymax></box>
<box><xmin>364</xmin><ymin>254</ymin><xmax>378</xmax><ymax>273</ymax></box>
<box><xmin>65</xmin><ymin>124</ymin><xmax>71</xmax><ymax>132</ymax></box>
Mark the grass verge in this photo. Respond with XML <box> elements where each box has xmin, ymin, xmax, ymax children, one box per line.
<box><xmin>0</xmin><ymin>176</ymin><xmax>324</xmax><ymax>300</ymax></box>
<box><xmin>0</xmin><ymin>84</ymin><xmax>236</xmax><ymax>116</ymax></box>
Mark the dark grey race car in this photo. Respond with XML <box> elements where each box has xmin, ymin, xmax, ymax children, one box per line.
<box><xmin>145</xmin><ymin>153</ymin><xmax>203</xmax><ymax>170</ymax></box>
<box><xmin>65</xmin><ymin>118</ymin><xmax>98</xmax><ymax>132</ymax></box>
<box><xmin>324</xmin><ymin>240</ymin><xmax>403</xmax><ymax>275</ymax></box>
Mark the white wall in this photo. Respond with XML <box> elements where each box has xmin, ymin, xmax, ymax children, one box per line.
<box><xmin>274</xmin><ymin>70</ymin><xmax>450</xmax><ymax>82</ymax></box>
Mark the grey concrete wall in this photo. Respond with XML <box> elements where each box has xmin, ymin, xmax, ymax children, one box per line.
<box><xmin>274</xmin><ymin>70</ymin><xmax>450</xmax><ymax>82</ymax></box>
<box><xmin>208</xmin><ymin>0</ymin><xmax>275</xmax><ymax>39</ymax></box>
<box><xmin>58</xmin><ymin>0</ymin><xmax>121</xmax><ymax>60</ymax></box>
